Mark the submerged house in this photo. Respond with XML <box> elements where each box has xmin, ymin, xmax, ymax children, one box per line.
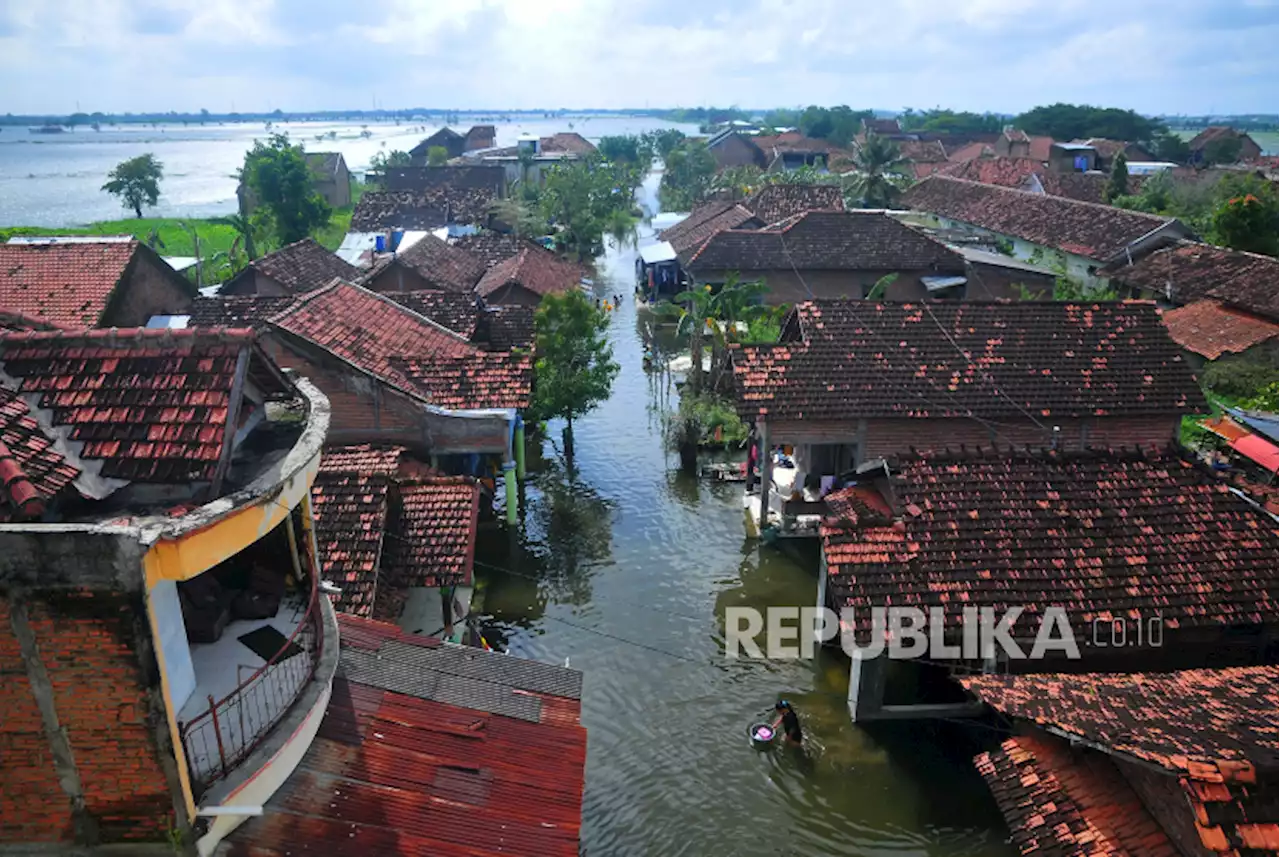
<box><xmin>409</xmin><ymin>125</ymin><xmax>501</xmax><ymax>163</ymax></box>
<box><xmin>706</xmin><ymin>128</ymin><xmax>767</xmax><ymax>169</ymax></box>
<box><xmin>476</xmin><ymin>244</ymin><xmax>587</xmax><ymax>306</ymax></box>
<box><xmin>219</xmin><ymin>237</ymin><xmax>359</xmax><ymax>297</ymax></box>
<box><xmin>964</xmin><ymin>667</ymin><xmax>1278</xmax><ymax>857</ymax></box>
<box><xmin>359</xmin><ymin>233</ymin><xmax>488</xmax><ymax>295</ymax></box>
<box><xmin>730</xmin><ymin>300</ymin><xmax>1205</xmax><ymax>533</ymax></box>
<box><xmin>900</xmin><ymin>176</ymin><xmax>1193</xmax><ymax>290</ymax></box>
<box><xmin>822</xmin><ymin>447</ymin><xmax>1277</xmax><ymax>721</ymax></box>
<box><xmin>0</xmin><ymin>236</ymin><xmax>194</xmax><ymax>329</ymax></box>
<box><xmin>680</xmin><ymin>210</ymin><xmax>968</xmax><ymax>304</ymax></box>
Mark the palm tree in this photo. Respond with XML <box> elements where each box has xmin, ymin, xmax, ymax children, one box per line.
<box><xmin>212</xmin><ymin>213</ymin><xmax>258</xmax><ymax>260</ymax></box>
<box><xmin>710</xmin><ymin>165</ymin><xmax>764</xmax><ymax>200</ymax></box>
<box><xmin>850</xmin><ymin>132</ymin><xmax>909</xmax><ymax>208</ymax></box>
<box><xmin>660</xmin><ymin>275</ymin><xmax>770</xmax><ymax>393</ymax></box>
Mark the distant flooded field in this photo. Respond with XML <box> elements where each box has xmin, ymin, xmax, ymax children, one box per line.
<box><xmin>1173</xmin><ymin>127</ymin><xmax>1278</xmax><ymax>155</ymax></box>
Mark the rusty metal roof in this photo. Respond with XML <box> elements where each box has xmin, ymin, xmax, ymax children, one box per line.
<box><xmin>223</xmin><ymin>614</ymin><xmax>586</xmax><ymax>856</ymax></box>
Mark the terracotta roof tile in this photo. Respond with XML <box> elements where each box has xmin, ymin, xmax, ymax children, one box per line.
<box><xmin>823</xmin><ymin>448</ymin><xmax>1278</xmax><ymax>640</ymax></box>
<box><xmin>391</xmin><ymin>351</ymin><xmax>533</xmax><ymax>410</ymax></box>
<box><xmin>371</xmin><ymin>234</ymin><xmax>486</xmax><ymax>293</ymax></box>
<box><xmin>540</xmin><ymin>132</ymin><xmax>597</xmax><ymax>155</ymax></box>
<box><xmin>939</xmin><ymin>157</ymin><xmax>1145</xmax><ymax>204</ymax></box>
<box><xmin>224</xmin><ymin>613</ymin><xmax>586</xmax><ymax>857</ymax></box>
<box><xmin>311</xmin><ymin>446</ymin><xmax>403</xmax><ymax>618</ymax></box>
<box><xmin>485</xmin><ymin>304</ymin><xmax>535</xmax><ymax>351</ymax></box>
<box><xmin>0</xmin><ymin>387</ymin><xmax>80</xmax><ymax>520</ymax></box>
<box><xmin>1162</xmin><ymin>300</ymin><xmax>1277</xmax><ymax>360</ymax></box>
<box><xmin>0</xmin><ymin>327</ymin><xmax>283</xmax><ymax>483</ymax></box>
<box><xmin>476</xmin><ymin>246</ymin><xmax>585</xmax><ymax>300</ymax></box>
<box><xmin>351</xmin><ymin>188</ymin><xmax>494</xmax><ymax>231</ymax></box>
<box><xmin>684</xmin><ymin>210</ymin><xmax>963</xmax><ymax>272</ymax></box>
<box><xmin>746</xmin><ymin>184</ymin><xmax>846</xmax><ymax>225</ymax></box>
<box><xmin>898</xmin><ymin>139</ymin><xmax>949</xmax><ymax>163</ymax></box>
<box><xmin>385</xmin><ymin>290</ymin><xmax>481</xmax><ymax>340</ymax></box>
<box><xmin>188</xmin><ymin>295</ymin><xmax>297</xmax><ymax>328</ymax></box>
<box><xmin>1106</xmin><ymin>242</ymin><xmax>1279</xmax><ymax>319</ymax></box>
<box><xmin>377</xmin><ymin>477</ymin><xmax>480</xmax><ymax>595</ymax></box>
<box><xmin>235</xmin><ymin>238</ymin><xmax>359</xmax><ymax>295</ymax></box>
<box><xmin>731</xmin><ymin>300</ymin><xmax>1204</xmax><ymax>421</ymax></box>
<box><xmin>269</xmin><ymin>281</ymin><xmax>478</xmax><ymax>396</ymax></box>
<box><xmin>900</xmin><ymin>176</ymin><xmax>1181</xmax><ymax>262</ymax></box>
<box><xmin>947</xmin><ymin>141</ymin><xmax>997</xmax><ymax>163</ymax></box>
<box><xmin>975</xmin><ymin>734</ymin><xmax>1179</xmax><ymax>857</ymax></box>
<box><xmin>383</xmin><ymin>165</ymin><xmax>506</xmax><ymax>195</ymax></box>
<box><xmin>454</xmin><ymin>232</ymin><xmax>531</xmax><ymax>268</ymax></box>
<box><xmin>0</xmin><ymin>239</ymin><xmax>140</xmax><ymax>328</ymax></box>
<box><xmin>660</xmin><ymin>201</ymin><xmax>761</xmax><ymax>255</ymax></box>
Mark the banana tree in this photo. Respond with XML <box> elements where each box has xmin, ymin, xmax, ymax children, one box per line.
<box><xmin>661</xmin><ymin>275</ymin><xmax>771</xmax><ymax>393</ymax></box>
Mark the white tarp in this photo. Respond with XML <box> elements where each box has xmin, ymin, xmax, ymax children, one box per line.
<box><xmin>640</xmin><ymin>241</ymin><xmax>677</xmax><ymax>264</ymax></box>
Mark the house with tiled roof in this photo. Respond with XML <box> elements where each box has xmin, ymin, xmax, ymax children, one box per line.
<box><xmin>360</xmin><ymin>233</ymin><xmax>487</xmax><ymax>295</ymax></box>
<box><xmin>753</xmin><ymin>132</ymin><xmax>844</xmax><ymax>171</ymax></box>
<box><xmin>410</xmin><ymin>126</ymin><xmax>466</xmax><ymax>162</ymax></box>
<box><xmin>821</xmin><ymin>446</ymin><xmax>1277</xmax><ymax>721</ymax></box>
<box><xmin>382</xmin><ymin>164</ymin><xmax>507</xmax><ymax>197</ymax></box>
<box><xmin>263</xmin><ymin>281</ymin><xmax>532</xmax><ymax>521</ymax></box>
<box><xmin>964</xmin><ymin>667</ymin><xmax>1278</xmax><ymax>857</ymax></box>
<box><xmin>1105</xmin><ymin>241</ymin><xmax>1279</xmax><ymax>367</ymax></box>
<box><xmin>220</xmin><ymin>237</ymin><xmax>359</xmax><ymax>297</ymax></box>
<box><xmin>223</xmin><ymin>613</ymin><xmax>587</xmax><ymax>857</ymax></box>
<box><xmin>1075</xmin><ymin>137</ymin><xmax>1153</xmax><ymax>171</ymax></box>
<box><xmin>862</xmin><ymin>117</ymin><xmax>902</xmax><ymax>137</ymax></box>
<box><xmin>0</xmin><ymin>325</ymin><xmax>340</xmax><ymax>852</ymax></box>
<box><xmin>0</xmin><ymin>237</ymin><xmax>194</xmax><ymax>329</ymax></box>
<box><xmin>731</xmin><ymin>300</ymin><xmax>1205</xmax><ymax>534</ymax></box>
<box><xmin>707</xmin><ymin>128</ymin><xmax>767</xmax><ymax>169</ymax></box>
<box><xmin>900</xmin><ymin>176</ymin><xmax>1194</xmax><ymax>289</ymax></box>
<box><xmin>745</xmin><ymin>184</ymin><xmax>845</xmax><ymax>225</ymax></box>
<box><xmin>994</xmin><ymin>127</ymin><xmax>1054</xmax><ymax>162</ymax></box>
<box><xmin>350</xmin><ymin>186</ymin><xmax>496</xmax><ymax>233</ymax></box>
<box><xmin>681</xmin><ymin>210</ymin><xmax>967</xmax><ymax>304</ymax></box>
<box><xmin>1188</xmin><ymin>126</ymin><xmax>1264</xmax><ymax>166</ymax></box>
<box><xmin>939</xmin><ymin>156</ymin><xmax>1146</xmax><ymax>204</ymax></box>
<box><xmin>475</xmin><ymin>244</ymin><xmax>586</xmax><ymax>306</ymax></box>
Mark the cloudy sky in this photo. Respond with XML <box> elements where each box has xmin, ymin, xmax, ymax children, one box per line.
<box><xmin>1</xmin><ymin>0</ymin><xmax>1276</xmax><ymax>116</ymax></box>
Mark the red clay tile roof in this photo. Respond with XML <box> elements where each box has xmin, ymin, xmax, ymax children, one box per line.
<box><xmin>484</xmin><ymin>304</ymin><xmax>536</xmax><ymax>351</ymax></box>
<box><xmin>391</xmin><ymin>351</ymin><xmax>533</xmax><ymax>410</ymax></box>
<box><xmin>188</xmin><ymin>294</ymin><xmax>297</xmax><ymax>328</ymax></box>
<box><xmin>0</xmin><ymin>327</ymin><xmax>288</xmax><ymax>483</ymax></box>
<box><xmin>351</xmin><ymin>188</ymin><xmax>495</xmax><ymax>231</ymax></box>
<box><xmin>731</xmin><ymin>300</ymin><xmax>1204</xmax><ymax>421</ymax></box>
<box><xmin>311</xmin><ymin>446</ymin><xmax>403</xmax><ymax>618</ymax></box>
<box><xmin>975</xmin><ymin>733</ymin><xmax>1179</xmax><ymax>857</ymax></box>
<box><xmin>0</xmin><ymin>387</ymin><xmax>80</xmax><ymax>520</ymax></box>
<box><xmin>232</xmin><ymin>237</ymin><xmax>359</xmax><ymax>295</ymax></box>
<box><xmin>379</xmin><ymin>477</ymin><xmax>480</xmax><ymax>594</ymax></box>
<box><xmin>1106</xmin><ymin>241</ymin><xmax>1279</xmax><ymax>319</ymax></box>
<box><xmin>898</xmin><ymin>139</ymin><xmax>949</xmax><ymax>163</ymax></box>
<box><xmin>684</xmin><ymin>210</ymin><xmax>963</xmax><ymax>273</ymax></box>
<box><xmin>947</xmin><ymin>141</ymin><xmax>996</xmax><ymax>163</ymax></box>
<box><xmin>864</xmin><ymin>118</ymin><xmax>902</xmax><ymax>135</ymax></box>
<box><xmin>540</xmin><ymin>132</ymin><xmax>597</xmax><ymax>155</ymax></box>
<box><xmin>269</xmin><ymin>281</ymin><xmax>478</xmax><ymax>396</ymax></box>
<box><xmin>475</xmin><ymin>246</ymin><xmax>585</xmax><ymax>300</ymax></box>
<box><xmin>1027</xmin><ymin>136</ymin><xmax>1054</xmax><ymax>161</ymax></box>
<box><xmin>385</xmin><ymin>290</ymin><xmax>481</xmax><ymax>340</ymax></box>
<box><xmin>374</xmin><ymin>234</ymin><xmax>486</xmax><ymax>293</ymax></box>
<box><xmin>659</xmin><ymin>201</ymin><xmax>761</xmax><ymax>255</ymax></box>
<box><xmin>454</xmin><ymin>232</ymin><xmax>532</xmax><ymax>268</ymax></box>
<box><xmin>1188</xmin><ymin>126</ymin><xmax>1246</xmax><ymax>151</ymax></box>
<box><xmin>224</xmin><ymin>613</ymin><xmax>586</xmax><ymax>857</ymax></box>
<box><xmin>383</xmin><ymin>165</ymin><xmax>506</xmax><ymax>195</ymax></box>
<box><xmin>383</xmin><ymin>291</ymin><xmax>534</xmax><ymax>352</ymax></box>
<box><xmin>937</xmin><ymin>156</ymin><xmax>1142</xmax><ymax>203</ymax></box>
<box><xmin>745</xmin><ymin>184</ymin><xmax>846</xmax><ymax>225</ymax></box>
<box><xmin>0</xmin><ymin>239</ymin><xmax>140</xmax><ymax>328</ymax></box>
<box><xmin>822</xmin><ymin>448</ymin><xmax>1278</xmax><ymax>641</ymax></box>
<box><xmin>900</xmin><ymin>176</ymin><xmax>1181</xmax><ymax>262</ymax></box>
<box><xmin>1162</xmin><ymin>300</ymin><xmax>1278</xmax><ymax>360</ymax></box>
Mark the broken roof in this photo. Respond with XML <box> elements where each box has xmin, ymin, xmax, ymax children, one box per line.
<box><xmin>821</xmin><ymin>447</ymin><xmax>1278</xmax><ymax>641</ymax></box>
<box><xmin>0</xmin><ymin>327</ymin><xmax>293</xmax><ymax>491</ymax></box>
<box><xmin>683</xmin><ymin>210</ymin><xmax>963</xmax><ymax>272</ymax></box>
<box><xmin>0</xmin><ymin>238</ymin><xmax>183</xmax><ymax>329</ymax></box>
<box><xmin>224</xmin><ymin>237</ymin><xmax>358</xmax><ymax>296</ymax></box>
<box><xmin>476</xmin><ymin>246</ymin><xmax>585</xmax><ymax>300</ymax></box>
<box><xmin>225</xmin><ymin>613</ymin><xmax>586</xmax><ymax>857</ymax></box>
<box><xmin>369</xmin><ymin>233</ymin><xmax>486</xmax><ymax>293</ymax></box>
<box><xmin>745</xmin><ymin>184</ymin><xmax>845</xmax><ymax>225</ymax></box>
<box><xmin>0</xmin><ymin>387</ymin><xmax>80</xmax><ymax>521</ymax></box>
<box><xmin>900</xmin><ymin>175</ymin><xmax>1183</xmax><ymax>262</ymax></box>
<box><xmin>731</xmin><ymin>300</ymin><xmax>1205</xmax><ymax>421</ymax></box>
<box><xmin>1106</xmin><ymin>241</ymin><xmax>1279</xmax><ymax>319</ymax></box>
<box><xmin>1162</xmin><ymin>300</ymin><xmax>1278</xmax><ymax>360</ymax></box>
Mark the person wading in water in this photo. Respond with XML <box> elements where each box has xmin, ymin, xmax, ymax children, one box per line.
<box><xmin>773</xmin><ymin>700</ymin><xmax>803</xmax><ymax>746</ymax></box>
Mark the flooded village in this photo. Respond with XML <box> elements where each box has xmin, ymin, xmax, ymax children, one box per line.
<box><xmin>0</xmin><ymin>98</ymin><xmax>1277</xmax><ymax>857</ymax></box>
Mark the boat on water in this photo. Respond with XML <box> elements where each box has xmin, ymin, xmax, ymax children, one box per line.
<box><xmin>28</xmin><ymin>125</ymin><xmax>65</xmax><ymax>134</ymax></box>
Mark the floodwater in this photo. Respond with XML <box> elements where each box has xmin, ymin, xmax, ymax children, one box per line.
<box><xmin>0</xmin><ymin>115</ymin><xmax>699</xmax><ymax>228</ymax></box>
<box><xmin>473</xmin><ymin>173</ymin><xmax>1017</xmax><ymax>856</ymax></box>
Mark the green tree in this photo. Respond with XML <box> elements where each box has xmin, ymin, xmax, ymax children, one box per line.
<box><xmin>211</xmin><ymin>212</ymin><xmax>258</xmax><ymax>260</ymax></box>
<box><xmin>642</xmin><ymin>128</ymin><xmax>687</xmax><ymax>161</ymax></box>
<box><xmin>539</xmin><ymin>155</ymin><xmax>637</xmax><ymax>259</ymax></box>
<box><xmin>1014</xmin><ymin>103</ymin><xmax>1165</xmax><ymax>142</ymax></box>
<box><xmin>1201</xmin><ymin>135</ymin><xmax>1243</xmax><ymax>166</ymax></box>
<box><xmin>658</xmin><ymin>140</ymin><xmax>716</xmax><ymax>211</ymax></box>
<box><xmin>240</xmin><ymin>133</ymin><xmax>331</xmax><ymax>245</ymax></box>
<box><xmin>1151</xmin><ymin>132</ymin><xmax>1191</xmax><ymax>163</ymax></box>
<box><xmin>427</xmin><ymin>145</ymin><xmax>449</xmax><ymax>166</ymax></box>
<box><xmin>1104</xmin><ymin>152</ymin><xmax>1129</xmax><ymax>204</ymax></box>
<box><xmin>660</xmin><ymin>276</ymin><xmax>770</xmax><ymax>393</ymax></box>
<box><xmin>850</xmin><ymin>133</ymin><xmax>908</xmax><ymax>208</ymax></box>
<box><xmin>1211</xmin><ymin>191</ymin><xmax>1279</xmax><ymax>257</ymax></box>
<box><xmin>598</xmin><ymin>135</ymin><xmax>648</xmax><ymax>164</ymax></box>
<box><xmin>709</xmin><ymin>165</ymin><xmax>765</xmax><ymax>200</ymax></box>
<box><xmin>102</xmin><ymin>153</ymin><xmax>164</xmax><ymax>218</ymax></box>
<box><xmin>531</xmin><ymin>290</ymin><xmax>619</xmax><ymax>466</ymax></box>
<box><xmin>369</xmin><ymin>149</ymin><xmax>411</xmax><ymax>172</ymax></box>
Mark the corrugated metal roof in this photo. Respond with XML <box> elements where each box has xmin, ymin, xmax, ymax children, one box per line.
<box><xmin>223</xmin><ymin>614</ymin><xmax>586</xmax><ymax>857</ymax></box>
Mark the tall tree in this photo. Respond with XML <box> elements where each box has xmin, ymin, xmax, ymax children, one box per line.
<box><xmin>1104</xmin><ymin>152</ymin><xmax>1129</xmax><ymax>204</ymax></box>
<box><xmin>1014</xmin><ymin>103</ymin><xmax>1165</xmax><ymax>143</ymax></box>
<box><xmin>658</xmin><ymin>141</ymin><xmax>716</xmax><ymax>211</ymax></box>
<box><xmin>531</xmin><ymin>290</ymin><xmax>619</xmax><ymax>466</ymax></box>
<box><xmin>240</xmin><ymin>133</ymin><xmax>331</xmax><ymax>245</ymax></box>
<box><xmin>1211</xmin><ymin>191</ymin><xmax>1279</xmax><ymax>257</ymax></box>
<box><xmin>102</xmin><ymin>153</ymin><xmax>163</xmax><ymax>218</ymax></box>
<box><xmin>850</xmin><ymin>133</ymin><xmax>908</xmax><ymax>208</ymax></box>
<box><xmin>427</xmin><ymin>145</ymin><xmax>450</xmax><ymax>166</ymax></box>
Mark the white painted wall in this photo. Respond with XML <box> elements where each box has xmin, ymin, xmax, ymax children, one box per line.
<box><xmin>150</xmin><ymin>579</ymin><xmax>196</xmax><ymax>712</ymax></box>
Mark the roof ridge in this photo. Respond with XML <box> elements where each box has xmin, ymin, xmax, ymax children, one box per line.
<box><xmin>0</xmin><ymin>437</ymin><xmax>45</xmax><ymax>520</ymax></box>
<box><xmin>0</xmin><ymin>326</ymin><xmax>257</xmax><ymax>345</ymax></box>
<box><xmin>920</xmin><ymin>174</ymin><xmax>1175</xmax><ymax>222</ymax></box>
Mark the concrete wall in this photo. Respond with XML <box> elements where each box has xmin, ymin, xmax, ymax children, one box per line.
<box><xmin>966</xmin><ymin>260</ymin><xmax>1057</xmax><ymax>299</ymax></box>
<box><xmin>220</xmin><ymin>270</ymin><xmax>289</xmax><ymax>297</ymax></box>
<box><xmin>363</xmin><ymin>262</ymin><xmax>439</xmax><ymax>294</ymax></box>
<box><xmin>103</xmin><ymin>252</ymin><xmax>194</xmax><ymax>327</ymax></box>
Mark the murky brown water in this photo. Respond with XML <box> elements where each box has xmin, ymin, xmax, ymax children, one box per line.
<box><xmin>472</xmin><ymin>173</ymin><xmax>1017</xmax><ymax>856</ymax></box>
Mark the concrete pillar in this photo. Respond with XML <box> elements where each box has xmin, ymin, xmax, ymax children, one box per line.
<box><xmin>815</xmin><ymin>550</ymin><xmax>829</xmax><ymax>645</ymax></box>
<box><xmin>758</xmin><ymin>421</ymin><xmax>772</xmax><ymax>532</ymax></box>
<box><xmin>847</xmin><ymin>650</ymin><xmax>886</xmax><ymax>723</ymax></box>
<box><xmin>503</xmin><ymin>460</ymin><xmax>518</xmax><ymax>525</ymax></box>
<box><xmin>514</xmin><ymin>417</ymin><xmax>526</xmax><ymax>480</ymax></box>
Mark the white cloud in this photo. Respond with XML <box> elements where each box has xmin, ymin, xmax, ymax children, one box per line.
<box><xmin>0</xmin><ymin>0</ymin><xmax>1274</xmax><ymax>113</ymax></box>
